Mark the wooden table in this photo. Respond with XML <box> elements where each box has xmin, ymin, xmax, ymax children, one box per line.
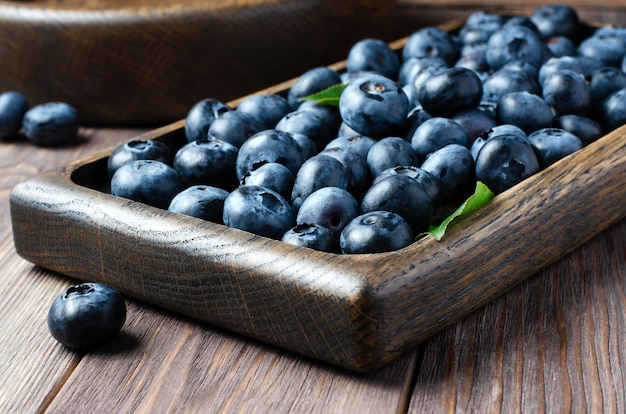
<box><xmin>2</xmin><ymin>5</ymin><xmax>625</xmax><ymax>413</ymax></box>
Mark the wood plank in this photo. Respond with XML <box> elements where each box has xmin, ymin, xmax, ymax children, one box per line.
<box><xmin>0</xmin><ymin>128</ymin><xmax>149</xmax><ymax>412</ymax></box>
<box><xmin>407</xmin><ymin>220</ymin><xmax>626</xmax><ymax>413</ymax></box>
<box><xmin>43</xmin><ymin>301</ymin><xmax>418</xmax><ymax>413</ymax></box>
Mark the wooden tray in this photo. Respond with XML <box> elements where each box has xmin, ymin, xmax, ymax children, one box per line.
<box><xmin>10</xmin><ymin>19</ymin><xmax>626</xmax><ymax>372</ymax></box>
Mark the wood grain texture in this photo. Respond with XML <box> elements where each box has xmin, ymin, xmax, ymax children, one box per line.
<box><xmin>0</xmin><ymin>0</ymin><xmax>396</xmax><ymax>125</ymax></box>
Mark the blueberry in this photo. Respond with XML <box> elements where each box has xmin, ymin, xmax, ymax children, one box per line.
<box><xmin>530</xmin><ymin>4</ymin><xmax>580</xmax><ymax>40</ymax></box>
<box><xmin>420</xmin><ymin>143</ymin><xmax>475</xmax><ymax>201</ymax></box>
<box><xmin>324</xmin><ymin>134</ymin><xmax>377</xmax><ymax>160</ymax></box>
<box><xmin>398</xmin><ymin>56</ymin><xmax>447</xmax><ymax>86</ymax></box>
<box><xmin>223</xmin><ymin>185</ymin><xmax>294</xmax><ymax>239</ymax></box>
<box><xmin>451</xmin><ymin>107</ymin><xmax>496</xmax><ymax>144</ymax></box>
<box><xmin>291</xmin><ymin>132</ymin><xmax>318</xmax><ymax>160</ymax></box>
<box><xmin>554</xmin><ymin>114</ymin><xmax>603</xmax><ymax>146</ymax></box>
<box><xmin>0</xmin><ymin>91</ymin><xmax>29</xmax><ymax>140</ymax></box>
<box><xmin>111</xmin><ymin>160</ymin><xmax>182</xmax><ymax>209</ymax></box>
<box><xmin>471</xmin><ymin>124</ymin><xmax>528</xmax><ymax>159</ymax></box>
<box><xmin>542</xmin><ymin>69</ymin><xmax>591</xmax><ymax>116</ymax></box>
<box><xmin>173</xmin><ymin>138</ymin><xmax>239</xmax><ymax>188</ymax></box>
<box><xmin>599</xmin><ymin>87</ymin><xmax>626</xmax><ymax>132</ymax></box>
<box><xmin>290</xmin><ymin>154</ymin><xmax>349</xmax><ymax>211</ymax></box>
<box><xmin>240</xmin><ymin>162</ymin><xmax>294</xmax><ymax>201</ymax></box>
<box><xmin>340</xmin><ymin>211</ymin><xmax>414</xmax><ymax>254</ymax></box>
<box><xmin>366</xmin><ymin>136</ymin><xmax>420</xmax><ymax>179</ymax></box>
<box><xmin>527</xmin><ymin>127</ymin><xmax>583</xmax><ymax>168</ymax></box>
<box><xmin>496</xmin><ymin>91</ymin><xmax>554</xmax><ymax>134</ymax></box>
<box><xmin>207</xmin><ymin>110</ymin><xmax>265</xmax><ymax>148</ymax></box>
<box><xmin>372</xmin><ymin>165</ymin><xmax>442</xmax><ymax>210</ymax></box>
<box><xmin>538</xmin><ymin>56</ymin><xmax>584</xmax><ymax>86</ymax></box>
<box><xmin>346</xmin><ymin>38</ymin><xmax>400</xmax><ymax>80</ymax></box>
<box><xmin>361</xmin><ymin>174</ymin><xmax>433</xmax><ymax>233</ymax></box>
<box><xmin>296</xmin><ymin>187</ymin><xmax>360</xmax><ymax>237</ymax></box>
<box><xmin>107</xmin><ymin>139</ymin><xmax>173</xmax><ymax>179</ymax></box>
<box><xmin>319</xmin><ymin>146</ymin><xmax>369</xmax><ymax>196</ymax></box>
<box><xmin>339</xmin><ymin>73</ymin><xmax>409</xmax><ymax>137</ymax></box>
<box><xmin>275</xmin><ymin>110</ymin><xmax>334</xmax><ymax>149</ymax></box>
<box><xmin>168</xmin><ymin>185</ymin><xmax>229</xmax><ymax>223</ymax></box>
<box><xmin>403</xmin><ymin>26</ymin><xmax>460</xmax><ymax>65</ymax></box>
<box><xmin>236</xmin><ymin>94</ymin><xmax>292</xmax><ymax>129</ymax></box>
<box><xmin>22</xmin><ymin>102</ymin><xmax>80</xmax><ymax>146</ymax></box>
<box><xmin>281</xmin><ymin>223</ymin><xmax>338</xmax><ymax>253</ymax></box>
<box><xmin>546</xmin><ymin>36</ymin><xmax>577</xmax><ymax>57</ymax></box>
<box><xmin>235</xmin><ymin>129</ymin><xmax>305</xmax><ymax>180</ymax></box>
<box><xmin>184</xmin><ymin>98</ymin><xmax>232</xmax><ymax>142</ymax></box>
<box><xmin>578</xmin><ymin>30</ymin><xmax>626</xmax><ymax>68</ymax></box>
<box><xmin>47</xmin><ymin>283</ymin><xmax>126</xmax><ymax>351</ymax></box>
<box><xmin>409</xmin><ymin>117</ymin><xmax>468</xmax><ymax>159</ymax></box>
<box><xmin>474</xmin><ymin>134</ymin><xmax>540</xmax><ymax>194</ymax></box>
<box><xmin>297</xmin><ymin>100</ymin><xmax>342</xmax><ymax>134</ymax></box>
<box><xmin>587</xmin><ymin>66</ymin><xmax>626</xmax><ymax>103</ymax></box>
<box><xmin>416</xmin><ymin>67</ymin><xmax>483</xmax><ymax>117</ymax></box>
<box><xmin>485</xmin><ymin>24</ymin><xmax>548</xmax><ymax>70</ymax></box>
<box><xmin>287</xmin><ymin>66</ymin><xmax>342</xmax><ymax>109</ymax></box>
<box><xmin>454</xmin><ymin>45</ymin><xmax>490</xmax><ymax>73</ymax></box>
<box><xmin>482</xmin><ymin>66</ymin><xmax>541</xmax><ymax>104</ymax></box>
<box><xmin>460</xmin><ymin>11</ymin><xmax>504</xmax><ymax>43</ymax></box>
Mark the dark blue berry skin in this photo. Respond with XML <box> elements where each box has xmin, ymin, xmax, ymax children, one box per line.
<box><xmin>496</xmin><ymin>91</ymin><xmax>554</xmax><ymax>134</ymax></box>
<box><xmin>542</xmin><ymin>70</ymin><xmax>591</xmax><ymax>116</ymax></box>
<box><xmin>340</xmin><ymin>211</ymin><xmax>414</xmax><ymax>254</ymax></box>
<box><xmin>324</xmin><ymin>135</ymin><xmax>377</xmax><ymax>160</ymax></box>
<box><xmin>297</xmin><ymin>100</ymin><xmax>342</xmax><ymax>134</ymax></box>
<box><xmin>208</xmin><ymin>110</ymin><xmax>265</xmax><ymax>148</ymax></box>
<box><xmin>530</xmin><ymin>4</ymin><xmax>580</xmax><ymax>40</ymax></box>
<box><xmin>107</xmin><ymin>139</ymin><xmax>173</xmax><ymax>179</ymax></box>
<box><xmin>281</xmin><ymin>223</ymin><xmax>338</xmax><ymax>253</ymax></box>
<box><xmin>554</xmin><ymin>115</ymin><xmax>603</xmax><ymax>146</ymax></box>
<box><xmin>319</xmin><ymin>146</ymin><xmax>369</xmax><ymax>196</ymax></box>
<box><xmin>546</xmin><ymin>36</ymin><xmax>577</xmax><ymax>57</ymax></box>
<box><xmin>402</xmin><ymin>26</ymin><xmax>460</xmax><ymax>65</ymax></box>
<box><xmin>366</xmin><ymin>137</ymin><xmax>420</xmax><ymax>179</ymax></box>
<box><xmin>599</xmin><ymin>88</ymin><xmax>626</xmax><ymax>132</ymax></box>
<box><xmin>22</xmin><ymin>102</ymin><xmax>80</xmax><ymax>146</ymax></box>
<box><xmin>372</xmin><ymin>165</ymin><xmax>442</xmax><ymax>210</ymax></box>
<box><xmin>587</xmin><ymin>66</ymin><xmax>626</xmax><ymax>103</ymax></box>
<box><xmin>47</xmin><ymin>283</ymin><xmax>126</xmax><ymax>351</ymax></box>
<box><xmin>347</xmin><ymin>38</ymin><xmax>401</xmax><ymax>80</ymax></box>
<box><xmin>236</xmin><ymin>94</ymin><xmax>292</xmax><ymax>129</ymax></box>
<box><xmin>416</xmin><ymin>67</ymin><xmax>483</xmax><ymax>117</ymax></box>
<box><xmin>0</xmin><ymin>91</ymin><xmax>29</xmax><ymax>140</ymax></box>
<box><xmin>399</xmin><ymin>56</ymin><xmax>447</xmax><ymax>86</ymax></box>
<box><xmin>481</xmin><ymin>66</ymin><xmax>541</xmax><ymax>104</ymax></box>
<box><xmin>410</xmin><ymin>117</ymin><xmax>468</xmax><ymax>159</ymax></box>
<box><xmin>409</xmin><ymin>59</ymin><xmax>449</xmax><ymax>98</ymax></box>
<box><xmin>455</xmin><ymin>45</ymin><xmax>490</xmax><ymax>73</ymax></box>
<box><xmin>174</xmin><ymin>138</ymin><xmax>239</xmax><ymax>188</ymax></box>
<box><xmin>538</xmin><ymin>56</ymin><xmax>584</xmax><ymax>86</ymax></box>
<box><xmin>421</xmin><ymin>144</ymin><xmax>475</xmax><ymax>201</ymax></box>
<box><xmin>361</xmin><ymin>174</ymin><xmax>433</xmax><ymax>234</ymax></box>
<box><xmin>291</xmin><ymin>154</ymin><xmax>349</xmax><ymax>212</ymax></box>
<box><xmin>240</xmin><ymin>162</ymin><xmax>294</xmax><ymax>201</ymax></box>
<box><xmin>184</xmin><ymin>98</ymin><xmax>232</xmax><ymax>142</ymax></box>
<box><xmin>471</xmin><ymin>124</ymin><xmax>528</xmax><ymax>159</ymax></box>
<box><xmin>474</xmin><ymin>134</ymin><xmax>540</xmax><ymax>194</ymax></box>
<box><xmin>287</xmin><ymin>66</ymin><xmax>342</xmax><ymax>109</ymax></box>
<box><xmin>485</xmin><ymin>25</ymin><xmax>548</xmax><ymax>71</ymax></box>
<box><xmin>291</xmin><ymin>133</ymin><xmax>318</xmax><ymax>160</ymax></box>
<box><xmin>527</xmin><ymin>127</ymin><xmax>583</xmax><ymax>168</ymax></box>
<box><xmin>168</xmin><ymin>185</ymin><xmax>229</xmax><ymax>223</ymax></box>
<box><xmin>578</xmin><ymin>31</ymin><xmax>626</xmax><ymax>68</ymax></box>
<box><xmin>111</xmin><ymin>160</ymin><xmax>182</xmax><ymax>209</ymax></box>
<box><xmin>275</xmin><ymin>110</ymin><xmax>333</xmax><ymax>149</ymax></box>
<box><xmin>296</xmin><ymin>187</ymin><xmax>360</xmax><ymax>237</ymax></box>
<box><xmin>460</xmin><ymin>11</ymin><xmax>504</xmax><ymax>42</ymax></box>
<box><xmin>451</xmin><ymin>107</ymin><xmax>496</xmax><ymax>144</ymax></box>
<box><xmin>339</xmin><ymin>73</ymin><xmax>409</xmax><ymax>137</ymax></box>
<box><xmin>223</xmin><ymin>185</ymin><xmax>294</xmax><ymax>240</ymax></box>
<box><xmin>235</xmin><ymin>129</ymin><xmax>305</xmax><ymax>180</ymax></box>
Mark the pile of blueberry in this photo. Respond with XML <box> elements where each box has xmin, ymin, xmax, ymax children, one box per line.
<box><xmin>0</xmin><ymin>91</ymin><xmax>80</xmax><ymax>146</ymax></box>
<box><xmin>108</xmin><ymin>4</ymin><xmax>626</xmax><ymax>254</ymax></box>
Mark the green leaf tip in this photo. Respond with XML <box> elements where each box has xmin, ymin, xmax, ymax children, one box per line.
<box><xmin>425</xmin><ymin>181</ymin><xmax>495</xmax><ymax>241</ymax></box>
<box><xmin>300</xmin><ymin>83</ymin><xmax>348</xmax><ymax>107</ymax></box>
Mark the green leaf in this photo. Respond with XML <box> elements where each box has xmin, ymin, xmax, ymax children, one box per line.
<box><xmin>300</xmin><ymin>83</ymin><xmax>348</xmax><ymax>107</ymax></box>
<box><xmin>425</xmin><ymin>181</ymin><xmax>494</xmax><ymax>241</ymax></box>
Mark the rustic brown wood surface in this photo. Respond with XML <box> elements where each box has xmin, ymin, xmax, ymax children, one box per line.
<box><xmin>1</xmin><ymin>4</ymin><xmax>626</xmax><ymax>413</ymax></box>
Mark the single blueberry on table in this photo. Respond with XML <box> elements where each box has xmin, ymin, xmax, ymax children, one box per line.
<box><xmin>111</xmin><ymin>159</ymin><xmax>182</xmax><ymax>209</ymax></box>
<box><xmin>107</xmin><ymin>139</ymin><xmax>173</xmax><ymax>178</ymax></box>
<box><xmin>47</xmin><ymin>282</ymin><xmax>126</xmax><ymax>351</ymax></box>
<box><xmin>184</xmin><ymin>98</ymin><xmax>232</xmax><ymax>142</ymax></box>
<box><xmin>281</xmin><ymin>223</ymin><xmax>338</xmax><ymax>253</ymax></box>
<box><xmin>223</xmin><ymin>185</ymin><xmax>295</xmax><ymax>240</ymax></box>
<box><xmin>0</xmin><ymin>91</ymin><xmax>29</xmax><ymax>141</ymax></box>
<box><xmin>296</xmin><ymin>186</ymin><xmax>360</xmax><ymax>237</ymax></box>
<box><xmin>168</xmin><ymin>185</ymin><xmax>230</xmax><ymax>224</ymax></box>
<box><xmin>527</xmin><ymin>127</ymin><xmax>583</xmax><ymax>168</ymax></box>
<box><xmin>22</xmin><ymin>101</ymin><xmax>80</xmax><ymax>146</ymax></box>
<box><xmin>346</xmin><ymin>38</ymin><xmax>401</xmax><ymax>80</ymax></box>
<box><xmin>339</xmin><ymin>73</ymin><xmax>409</xmax><ymax>137</ymax></box>
<box><xmin>174</xmin><ymin>138</ymin><xmax>239</xmax><ymax>189</ymax></box>
<box><xmin>340</xmin><ymin>211</ymin><xmax>414</xmax><ymax>254</ymax></box>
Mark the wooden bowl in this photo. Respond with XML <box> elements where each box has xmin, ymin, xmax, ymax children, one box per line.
<box><xmin>0</xmin><ymin>0</ymin><xmax>396</xmax><ymax>125</ymax></box>
<box><xmin>9</xmin><ymin>19</ymin><xmax>626</xmax><ymax>372</ymax></box>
